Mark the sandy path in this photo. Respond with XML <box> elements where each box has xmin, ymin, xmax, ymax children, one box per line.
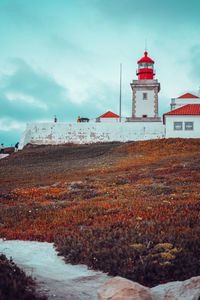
<box><xmin>0</xmin><ymin>239</ymin><xmax>111</xmax><ymax>300</ymax></box>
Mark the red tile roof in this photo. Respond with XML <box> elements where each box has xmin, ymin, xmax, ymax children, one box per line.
<box><xmin>178</xmin><ymin>93</ymin><xmax>199</xmax><ymax>99</ymax></box>
<box><xmin>163</xmin><ymin>104</ymin><xmax>200</xmax><ymax>124</ymax></box>
<box><xmin>98</xmin><ymin>111</ymin><xmax>120</xmax><ymax>118</ymax></box>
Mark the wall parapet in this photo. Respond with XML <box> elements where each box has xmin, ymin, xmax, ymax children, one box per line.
<box><xmin>19</xmin><ymin>122</ymin><xmax>166</xmax><ymax>149</ymax></box>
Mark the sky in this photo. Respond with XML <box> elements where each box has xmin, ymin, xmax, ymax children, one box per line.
<box><xmin>0</xmin><ymin>0</ymin><xmax>200</xmax><ymax>146</ymax></box>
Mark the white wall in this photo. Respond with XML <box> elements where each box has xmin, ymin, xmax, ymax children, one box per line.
<box><xmin>19</xmin><ymin>122</ymin><xmax>165</xmax><ymax>149</ymax></box>
<box><xmin>87</xmin><ymin>118</ymin><xmax>127</xmax><ymax>123</ymax></box>
<box><xmin>97</xmin><ymin>118</ymin><xmax>126</xmax><ymax>123</ymax></box>
<box><xmin>135</xmin><ymin>90</ymin><xmax>155</xmax><ymax>117</ymax></box>
<box><xmin>171</xmin><ymin>97</ymin><xmax>200</xmax><ymax>110</ymax></box>
<box><xmin>165</xmin><ymin>115</ymin><xmax>200</xmax><ymax>138</ymax></box>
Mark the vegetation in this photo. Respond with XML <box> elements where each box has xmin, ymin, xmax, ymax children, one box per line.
<box><xmin>0</xmin><ymin>254</ymin><xmax>47</xmax><ymax>300</ymax></box>
<box><xmin>0</xmin><ymin>139</ymin><xmax>200</xmax><ymax>287</ymax></box>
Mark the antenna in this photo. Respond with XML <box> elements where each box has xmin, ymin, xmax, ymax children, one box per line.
<box><xmin>119</xmin><ymin>63</ymin><xmax>122</xmax><ymax>122</ymax></box>
<box><xmin>145</xmin><ymin>39</ymin><xmax>147</xmax><ymax>52</ymax></box>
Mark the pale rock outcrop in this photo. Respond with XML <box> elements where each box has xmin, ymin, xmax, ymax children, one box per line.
<box><xmin>152</xmin><ymin>276</ymin><xmax>200</xmax><ymax>300</ymax></box>
<box><xmin>97</xmin><ymin>276</ymin><xmax>155</xmax><ymax>300</ymax></box>
<box><xmin>0</xmin><ymin>154</ymin><xmax>9</xmax><ymax>159</ymax></box>
<box><xmin>98</xmin><ymin>276</ymin><xmax>200</xmax><ymax>300</ymax></box>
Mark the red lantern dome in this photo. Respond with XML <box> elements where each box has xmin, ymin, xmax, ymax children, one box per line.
<box><xmin>137</xmin><ymin>51</ymin><xmax>155</xmax><ymax>80</ymax></box>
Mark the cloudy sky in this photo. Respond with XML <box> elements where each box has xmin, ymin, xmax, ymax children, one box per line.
<box><xmin>0</xmin><ymin>0</ymin><xmax>200</xmax><ymax>146</ymax></box>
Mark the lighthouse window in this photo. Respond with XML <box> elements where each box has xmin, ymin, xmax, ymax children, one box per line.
<box><xmin>148</xmin><ymin>63</ymin><xmax>153</xmax><ymax>69</ymax></box>
<box><xmin>185</xmin><ymin>122</ymin><xmax>193</xmax><ymax>130</ymax></box>
<box><xmin>143</xmin><ymin>93</ymin><xmax>148</xmax><ymax>100</ymax></box>
<box><xmin>139</xmin><ymin>63</ymin><xmax>145</xmax><ymax>69</ymax></box>
<box><xmin>138</xmin><ymin>63</ymin><xmax>153</xmax><ymax>69</ymax></box>
<box><xmin>174</xmin><ymin>122</ymin><xmax>183</xmax><ymax>130</ymax></box>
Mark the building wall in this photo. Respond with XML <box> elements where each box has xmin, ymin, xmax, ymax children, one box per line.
<box><xmin>92</xmin><ymin>118</ymin><xmax>127</xmax><ymax>123</ymax></box>
<box><xmin>19</xmin><ymin>122</ymin><xmax>165</xmax><ymax>149</ymax></box>
<box><xmin>135</xmin><ymin>90</ymin><xmax>155</xmax><ymax>117</ymax></box>
<box><xmin>131</xmin><ymin>79</ymin><xmax>160</xmax><ymax>119</ymax></box>
<box><xmin>171</xmin><ymin>98</ymin><xmax>200</xmax><ymax>110</ymax></box>
<box><xmin>165</xmin><ymin>115</ymin><xmax>200</xmax><ymax>138</ymax></box>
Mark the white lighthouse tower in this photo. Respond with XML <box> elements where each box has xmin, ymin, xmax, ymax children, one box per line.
<box><xmin>129</xmin><ymin>51</ymin><xmax>161</xmax><ymax>122</ymax></box>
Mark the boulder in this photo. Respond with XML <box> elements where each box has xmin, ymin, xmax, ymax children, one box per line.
<box><xmin>152</xmin><ymin>276</ymin><xmax>200</xmax><ymax>300</ymax></box>
<box><xmin>98</xmin><ymin>276</ymin><xmax>200</xmax><ymax>300</ymax></box>
<box><xmin>97</xmin><ymin>276</ymin><xmax>155</xmax><ymax>300</ymax></box>
<box><xmin>0</xmin><ymin>154</ymin><xmax>9</xmax><ymax>160</ymax></box>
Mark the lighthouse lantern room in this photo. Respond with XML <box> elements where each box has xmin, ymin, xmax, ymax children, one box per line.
<box><xmin>137</xmin><ymin>51</ymin><xmax>155</xmax><ymax>80</ymax></box>
<box><xmin>129</xmin><ymin>51</ymin><xmax>161</xmax><ymax>122</ymax></box>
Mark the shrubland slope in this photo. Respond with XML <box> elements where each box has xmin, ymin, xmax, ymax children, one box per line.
<box><xmin>0</xmin><ymin>139</ymin><xmax>200</xmax><ymax>287</ymax></box>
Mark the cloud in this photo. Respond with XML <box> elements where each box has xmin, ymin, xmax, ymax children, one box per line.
<box><xmin>188</xmin><ymin>44</ymin><xmax>200</xmax><ymax>82</ymax></box>
<box><xmin>5</xmin><ymin>93</ymin><xmax>48</xmax><ymax>110</ymax></box>
<box><xmin>0</xmin><ymin>117</ymin><xmax>24</xmax><ymax>132</ymax></box>
<box><xmin>0</xmin><ymin>127</ymin><xmax>22</xmax><ymax>147</ymax></box>
<box><xmin>0</xmin><ymin>58</ymin><xmax>67</xmax><ymax>121</ymax></box>
<box><xmin>0</xmin><ymin>58</ymin><xmax>121</xmax><ymax>146</ymax></box>
<box><xmin>88</xmin><ymin>0</ymin><xmax>200</xmax><ymax>25</ymax></box>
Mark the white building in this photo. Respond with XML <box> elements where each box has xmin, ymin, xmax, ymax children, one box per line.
<box><xmin>170</xmin><ymin>93</ymin><xmax>200</xmax><ymax>111</ymax></box>
<box><xmin>163</xmin><ymin>104</ymin><xmax>200</xmax><ymax>138</ymax></box>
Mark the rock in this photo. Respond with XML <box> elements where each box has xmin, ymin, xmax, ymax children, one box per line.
<box><xmin>152</xmin><ymin>276</ymin><xmax>200</xmax><ymax>300</ymax></box>
<box><xmin>98</xmin><ymin>276</ymin><xmax>200</xmax><ymax>300</ymax></box>
<box><xmin>0</xmin><ymin>154</ymin><xmax>9</xmax><ymax>159</ymax></box>
<box><xmin>97</xmin><ymin>276</ymin><xmax>155</xmax><ymax>300</ymax></box>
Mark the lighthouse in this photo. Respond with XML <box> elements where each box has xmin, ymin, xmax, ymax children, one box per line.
<box><xmin>129</xmin><ymin>51</ymin><xmax>161</xmax><ymax>121</ymax></box>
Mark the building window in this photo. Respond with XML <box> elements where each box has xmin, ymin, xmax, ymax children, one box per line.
<box><xmin>143</xmin><ymin>93</ymin><xmax>147</xmax><ymax>100</ymax></box>
<box><xmin>142</xmin><ymin>115</ymin><xmax>147</xmax><ymax>118</ymax></box>
<box><xmin>185</xmin><ymin>122</ymin><xmax>193</xmax><ymax>130</ymax></box>
<box><xmin>174</xmin><ymin>122</ymin><xmax>183</xmax><ymax>130</ymax></box>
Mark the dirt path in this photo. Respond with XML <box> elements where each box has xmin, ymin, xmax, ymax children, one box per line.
<box><xmin>0</xmin><ymin>239</ymin><xmax>111</xmax><ymax>300</ymax></box>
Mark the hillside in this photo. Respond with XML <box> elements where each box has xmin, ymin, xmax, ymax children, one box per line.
<box><xmin>0</xmin><ymin>139</ymin><xmax>200</xmax><ymax>287</ymax></box>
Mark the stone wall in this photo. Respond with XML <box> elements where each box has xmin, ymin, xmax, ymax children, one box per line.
<box><xmin>19</xmin><ymin>122</ymin><xmax>165</xmax><ymax>149</ymax></box>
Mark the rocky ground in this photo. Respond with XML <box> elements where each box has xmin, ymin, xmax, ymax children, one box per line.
<box><xmin>0</xmin><ymin>142</ymin><xmax>123</xmax><ymax>192</ymax></box>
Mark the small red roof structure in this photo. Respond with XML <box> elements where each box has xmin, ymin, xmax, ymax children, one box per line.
<box><xmin>178</xmin><ymin>93</ymin><xmax>199</xmax><ymax>99</ymax></box>
<box><xmin>98</xmin><ymin>111</ymin><xmax>120</xmax><ymax>118</ymax></box>
<box><xmin>163</xmin><ymin>104</ymin><xmax>200</xmax><ymax>124</ymax></box>
<box><xmin>137</xmin><ymin>51</ymin><xmax>154</xmax><ymax>64</ymax></box>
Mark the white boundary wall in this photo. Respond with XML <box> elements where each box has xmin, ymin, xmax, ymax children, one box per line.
<box><xmin>19</xmin><ymin>122</ymin><xmax>165</xmax><ymax>149</ymax></box>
